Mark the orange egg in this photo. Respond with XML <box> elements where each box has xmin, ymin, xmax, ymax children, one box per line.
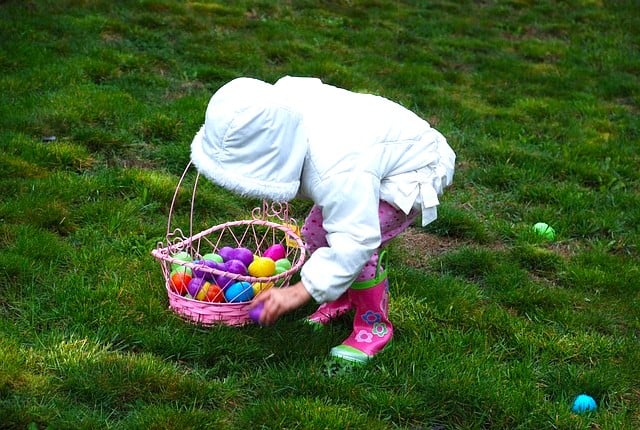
<box><xmin>170</xmin><ymin>270</ymin><xmax>191</xmax><ymax>295</ymax></box>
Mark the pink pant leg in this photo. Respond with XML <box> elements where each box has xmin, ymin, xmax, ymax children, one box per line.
<box><xmin>300</xmin><ymin>205</ymin><xmax>327</xmax><ymax>254</ymax></box>
<box><xmin>358</xmin><ymin>201</ymin><xmax>418</xmax><ymax>281</ymax></box>
<box><xmin>300</xmin><ymin>202</ymin><xmax>418</xmax><ymax>283</ymax></box>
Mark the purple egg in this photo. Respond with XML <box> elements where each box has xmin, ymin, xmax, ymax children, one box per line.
<box><xmin>217</xmin><ymin>246</ymin><xmax>236</xmax><ymax>262</ymax></box>
<box><xmin>215</xmin><ymin>274</ymin><xmax>234</xmax><ymax>290</ymax></box>
<box><xmin>229</xmin><ymin>247</ymin><xmax>254</xmax><ymax>267</ymax></box>
<box><xmin>187</xmin><ymin>277</ymin><xmax>207</xmax><ymax>297</ymax></box>
<box><xmin>193</xmin><ymin>260</ymin><xmax>223</xmax><ymax>281</ymax></box>
<box><xmin>225</xmin><ymin>259</ymin><xmax>248</xmax><ymax>276</ymax></box>
<box><xmin>191</xmin><ymin>260</ymin><xmax>206</xmax><ymax>278</ymax></box>
<box><xmin>213</xmin><ymin>259</ymin><xmax>248</xmax><ymax>289</ymax></box>
<box><xmin>249</xmin><ymin>302</ymin><xmax>264</xmax><ymax>324</ymax></box>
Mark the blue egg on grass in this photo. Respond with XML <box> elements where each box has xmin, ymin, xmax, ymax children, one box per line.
<box><xmin>572</xmin><ymin>394</ymin><xmax>597</xmax><ymax>413</ymax></box>
<box><xmin>224</xmin><ymin>281</ymin><xmax>254</xmax><ymax>303</ymax></box>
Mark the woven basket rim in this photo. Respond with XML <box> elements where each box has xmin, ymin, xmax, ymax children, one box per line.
<box><xmin>152</xmin><ymin>218</ymin><xmax>305</xmax><ymax>284</ymax></box>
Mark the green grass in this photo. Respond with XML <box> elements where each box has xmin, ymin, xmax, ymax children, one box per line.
<box><xmin>1</xmin><ymin>0</ymin><xmax>639</xmax><ymax>428</ymax></box>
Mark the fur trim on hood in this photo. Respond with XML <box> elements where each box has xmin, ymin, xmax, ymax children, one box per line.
<box><xmin>190</xmin><ymin>77</ymin><xmax>308</xmax><ymax>202</ymax></box>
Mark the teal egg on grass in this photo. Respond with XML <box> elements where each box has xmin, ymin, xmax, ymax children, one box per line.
<box><xmin>572</xmin><ymin>394</ymin><xmax>597</xmax><ymax>413</ymax></box>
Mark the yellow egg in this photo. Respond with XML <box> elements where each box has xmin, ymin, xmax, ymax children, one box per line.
<box><xmin>248</xmin><ymin>257</ymin><xmax>276</xmax><ymax>277</ymax></box>
<box><xmin>252</xmin><ymin>281</ymin><xmax>274</xmax><ymax>295</ymax></box>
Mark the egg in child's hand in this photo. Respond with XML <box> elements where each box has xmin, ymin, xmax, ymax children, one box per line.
<box><xmin>249</xmin><ymin>302</ymin><xmax>264</xmax><ymax>324</ymax></box>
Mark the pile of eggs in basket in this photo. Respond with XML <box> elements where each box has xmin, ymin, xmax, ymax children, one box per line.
<box><xmin>169</xmin><ymin>244</ymin><xmax>292</xmax><ymax>303</ymax></box>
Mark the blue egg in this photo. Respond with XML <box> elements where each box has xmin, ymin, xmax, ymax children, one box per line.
<box><xmin>572</xmin><ymin>394</ymin><xmax>597</xmax><ymax>413</ymax></box>
<box><xmin>224</xmin><ymin>281</ymin><xmax>254</xmax><ymax>303</ymax></box>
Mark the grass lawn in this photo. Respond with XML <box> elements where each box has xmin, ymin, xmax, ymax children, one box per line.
<box><xmin>1</xmin><ymin>0</ymin><xmax>639</xmax><ymax>428</ymax></box>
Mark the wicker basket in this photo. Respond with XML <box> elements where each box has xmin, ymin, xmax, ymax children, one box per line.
<box><xmin>151</xmin><ymin>162</ymin><xmax>306</xmax><ymax>326</ymax></box>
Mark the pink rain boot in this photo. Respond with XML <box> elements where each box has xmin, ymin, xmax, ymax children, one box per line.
<box><xmin>304</xmin><ymin>291</ymin><xmax>352</xmax><ymax>327</ymax></box>
<box><xmin>330</xmin><ymin>263</ymin><xmax>393</xmax><ymax>364</ymax></box>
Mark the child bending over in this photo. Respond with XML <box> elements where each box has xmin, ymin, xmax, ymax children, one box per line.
<box><xmin>191</xmin><ymin>76</ymin><xmax>455</xmax><ymax>364</ymax></box>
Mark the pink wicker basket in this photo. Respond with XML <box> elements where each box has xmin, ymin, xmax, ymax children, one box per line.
<box><xmin>151</xmin><ymin>162</ymin><xmax>306</xmax><ymax>326</ymax></box>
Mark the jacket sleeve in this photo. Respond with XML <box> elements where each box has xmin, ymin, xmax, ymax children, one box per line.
<box><xmin>300</xmin><ymin>171</ymin><xmax>382</xmax><ymax>303</ymax></box>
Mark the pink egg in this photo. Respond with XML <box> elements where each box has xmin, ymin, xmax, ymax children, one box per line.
<box><xmin>263</xmin><ymin>244</ymin><xmax>286</xmax><ymax>261</ymax></box>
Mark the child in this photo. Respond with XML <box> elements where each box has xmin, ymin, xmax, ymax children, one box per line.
<box><xmin>191</xmin><ymin>76</ymin><xmax>455</xmax><ymax>363</ymax></box>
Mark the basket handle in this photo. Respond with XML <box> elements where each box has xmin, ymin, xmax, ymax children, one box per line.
<box><xmin>164</xmin><ymin>163</ymin><xmax>301</xmax><ymax>252</ymax></box>
<box><xmin>166</xmin><ymin>160</ymin><xmax>200</xmax><ymax>246</ymax></box>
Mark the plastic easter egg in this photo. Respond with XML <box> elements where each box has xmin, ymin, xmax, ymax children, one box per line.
<box><xmin>187</xmin><ymin>277</ymin><xmax>208</xmax><ymax>298</ymax></box>
<box><xmin>202</xmin><ymin>253</ymin><xmax>223</xmax><ymax>263</ymax></box>
<box><xmin>572</xmin><ymin>394</ymin><xmax>597</xmax><ymax>413</ymax></box>
<box><xmin>192</xmin><ymin>259</ymin><xmax>223</xmax><ymax>281</ymax></box>
<box><xmin>195</xmin><ymin>281</ymin><xmax>224</xmax><ymax>302</ymax></box>
<box><xmin>195</xmin><ymin>281</ymin><xmax>213</xmax><ymax>301</ymax></box>
<box><xmin>249</xmin><ymin>302</ymin><xmax>264</xmax><ymax>324</ymax></box>
<box><xmin>170</xmin><ymin>270</ymin><xmax>192</xmax><ymax>295</ymax></box>
<box><xmin>228</xmin><ymin>247</ymin><xmax>254</xmax><ymax>267</ymax></box>
<box><xmin>248</xmin><ymin>257</ymin><xmax>276</xmax><ymax>278</ymax></box>
<box><xmin>285</xmin><ymin>224</ymin><xmax>301</xmax><ymax>248</ymax></box>
<box><xmin>203</xmin><ymin>284</ymin><xmax>225</xmax><ymax>303</ymax></box>
<box><xmin>171</xmin><ymin>251</ymin><xmax>192</xmax><ymax>271</ymax></box>
<box><xmin>252</xmin><ymin>281</ymin><xmax>274</xmax><ymax>295</ymax></box>
<box><xmin>263</xmin><ymin>244</ymin><xmax>286</xmax><ymax>261</ymax></box>
<box><xmin>224</xmin><ymin>281</ymin><xmax>254</xmax><ymax>303</ymax></box>
<box><xmin>217</xmin><ymin>246</ymin><xmax>236</xmax><ymax>262</ymax></box>
<box><xmin>171</xmin><ymin>265</ymin><xmax>193</xmax><ymax>276</ymax></box>
<box><xmin>191</xmin><ymin>260</ymin><xmax>202</xmax><ymax>278</ymax></box>
<box><xmin>275</xmin><ymin>258</ymin><xmax>292</xmax><ymax>271</ymax></box>
<box><xmin>215</xmin><ymin>273</ymin><xmax>235</xmax><ymax>290</ymax></box>
<box><xmin>533</xmin><ymin>222</ymin><xmax>556</xmax><ymax>241</ymax></box>
<box><xmin>225</xmin><ymin>259</ymin><xmax>248</xmax><ymax>276</ymax></box>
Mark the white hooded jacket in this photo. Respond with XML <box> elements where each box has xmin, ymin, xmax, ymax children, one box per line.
<box><xmin>191</xmin><ymin>76</ymin><xmax>455</xmax><ymax>303</ymax></box>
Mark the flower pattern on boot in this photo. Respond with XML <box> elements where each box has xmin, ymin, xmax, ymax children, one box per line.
<box><xmin>355</xmin><ymin>330</ymin><xmax>373</xmax><ymax>343</ymax></box>
<box><xmin>372</xmin><ymin>322</ymin><xmax>388</xmax><ymax>337</ymax></box>
<box><xmin>361</xmin><ymin>310</ymin><xmax>381</xmax><ymax>324</ymax></box>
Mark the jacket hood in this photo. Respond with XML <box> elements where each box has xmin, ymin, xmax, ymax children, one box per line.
<box><xmin>191</xmin><ymin>77</ymin><xmax>308</xmax><ymax>201</ymax></box>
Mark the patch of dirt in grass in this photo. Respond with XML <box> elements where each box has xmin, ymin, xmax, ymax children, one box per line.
<box><xmin>394</xmin><ymin>226</ymin><xmax>465</xmax><ymax>269</ymax></box>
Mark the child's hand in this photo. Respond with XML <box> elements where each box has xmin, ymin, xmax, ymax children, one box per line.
<box><xmin>251</xmin><ymin>281</ymin><xmax>312</xmax><ymax>325</ymax></box>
